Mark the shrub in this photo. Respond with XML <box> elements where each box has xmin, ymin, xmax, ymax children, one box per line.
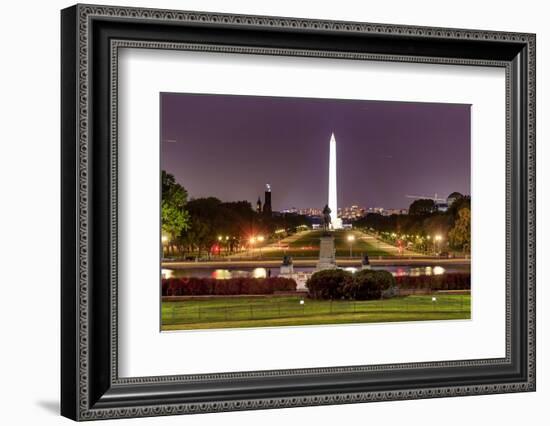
<box><xmin>343</xmin><ymin>270</ymin><xmax>397</xmax><ymax>300</ymax></box>
<box><xmin>395</xmin><ymin>273</ymin><xmax>470</xmax><ymax>291</ymax></box>
<box><xmin>306</xmin><ymin>269</ymin><xmax>352</xmax><ymax>299</ymax></box>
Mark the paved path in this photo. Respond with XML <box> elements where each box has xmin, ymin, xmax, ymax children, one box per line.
<box><xmin>222</xmin><ymin>229</ymin><xmax>424</xmax><ymax>260</ymax></box>
<box><xmin>359</xmin><ymin>232</ymin><xmax>422</xmax><ymax>257</ymax></box>
<box><xmin>226</xmin><ymin>231</ymin><xmax>311</xmax><ymax>259</ymax></box>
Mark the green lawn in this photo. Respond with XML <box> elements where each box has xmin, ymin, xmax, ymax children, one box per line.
<box><xmin>279</xmin><ymin>229</ymin><xmax>391</xmax><ymax>258</ymax></box>
<box><xmin>161</xmin><ymin>294</ymin><xmax>470</xmax><ymax>330</ymax></box>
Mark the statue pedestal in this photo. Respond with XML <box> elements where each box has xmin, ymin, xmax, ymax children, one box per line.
<box><xmin>317</xmin><ymin>235</ymin><xmax>337</xmax><ymax>270</ymax></box>
<box><xmin>280</xmin><ymin>264</ymin><xmax>294</xmax><ymax>275</ymax></box>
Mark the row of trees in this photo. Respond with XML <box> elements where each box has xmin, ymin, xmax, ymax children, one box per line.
<box><xmin>353</xmin><ymin>196</ymin><xmax>471</xmax><ymax>252</ymax></box>
<box><xmin>161</xmin><ymin>171</ymin><xmax>311</xmax><ymax>258</ymax></box>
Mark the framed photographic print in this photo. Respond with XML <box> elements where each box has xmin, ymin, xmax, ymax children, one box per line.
<box><xmin>61</xmin><ymin>4</ymin><xmax>536</xmax><ymax>421</ymax></box>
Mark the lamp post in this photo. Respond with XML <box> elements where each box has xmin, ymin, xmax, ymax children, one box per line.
<box><xmin>161</xmin><ymin>234</ymin><xmax>169</xmax><ymax>259</ymax></box>
<box><xmin>434</xmin><ymin>234</ymin><xmax>443</xmax><ymax>255</ymax></box>
<box><xmin>249</xmin><ymin>236</ymin><xmax>256</xmax><ymax>256</ymax></box>
<box><xmin>257</xmin><ymin>235</ymin><xmax>264</xmax><ymax>258</ymax></box>
<box><xmin>347</xmin><ymin>234</ymin><xmax>355</xmax><ymax>258</ymax></box>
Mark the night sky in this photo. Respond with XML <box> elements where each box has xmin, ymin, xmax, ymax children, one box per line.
<box><xmin>161</xmin><ymin>93</ymin><xmax>470</xmax><ymax>210</ymax></box>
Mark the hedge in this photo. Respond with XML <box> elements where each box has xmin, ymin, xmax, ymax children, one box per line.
<box><xmin>161</xmin><ymin>276</ymin><xmax>297</xmax><ymax>296</ymax></box>
<box><xmin>342</xmin><ymin>270</ymin><xmax>397</xmax><ymax>300</ymax></box>
<box><xmin>305</xmin><ymin>269</ymin><xmax>353</xmax><ymax>300</ymax></box>
<box><xmin>306</xmin><ymin>270</ymin><xmax>470</xmax><ymax>300</ymax></box>
<box><xmin>395</xmin><ymin>273</ymin><xmax>470</xmax><ymax>291</ymax></box>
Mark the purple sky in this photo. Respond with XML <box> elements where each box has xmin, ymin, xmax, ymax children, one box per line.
<box><xmin>161</xmin><ymin>93</ymin><xmax>470</xmax><ymax>210</ymax></box>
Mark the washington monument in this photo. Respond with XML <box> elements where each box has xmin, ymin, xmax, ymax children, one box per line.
<box><xmin>328</xmin><ymin>132</ymin><xmax>343</xmax><ymax>229</ymax></box>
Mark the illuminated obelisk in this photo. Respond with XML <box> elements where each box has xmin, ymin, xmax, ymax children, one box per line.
<box><xmin>328</xmin><ymin>133</ymin><xmax>343</xmax><ymax>229</ymax></box>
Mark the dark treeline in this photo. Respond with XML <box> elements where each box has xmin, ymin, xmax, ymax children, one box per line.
<box><xmin>162</xmin><ymin>171</ymin><xmax>311</xmax><ymax>258</ymax></box>
<box><xmin>353</xmin><ymin>196</ymin><xmax>471</xmax><ymax>252</ymax></box>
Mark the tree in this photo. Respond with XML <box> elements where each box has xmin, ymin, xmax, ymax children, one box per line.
<box><xmin>408</xmin><ymin>199</ymin><xmax>435</xmax><ymax>215</ymax></box>
<box><xmin>448</xmin><ymin>207</ymin><xmax>471</xmax><ymax>252</ymax></box>
<box><xmin>343</xmin><ymin>270</ymin><xmax>396</xmax><ymax>300</ymax></box>
<box><xmin>161</xmin><ymin>171</ymin><xmax>190</xmax><ymax>246</ymax></box>
<box><xmin>447</xmin><ymin>195</ymin><xmax>470</xmax><ymax>217</ymax></box>
<box><xmin>306</xmin><ymin>269</ymin><xmax>352</xmax><ymax>300</ymax></box>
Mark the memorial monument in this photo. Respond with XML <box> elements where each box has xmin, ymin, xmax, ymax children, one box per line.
<box><xmin>316</xmin><ymin>133</ymin><xmax>343</xmax><ymax>270</ymax></box>
<box><xmin>328</xmin><ymin>132</ymin><xmax>343</xmax><ymax>230</ymax></box>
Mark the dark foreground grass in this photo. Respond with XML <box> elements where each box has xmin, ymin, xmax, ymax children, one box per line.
<box><xmin>161</xmin><ymin>294</ymin><xmax>470</xmax><ymax>330</ymax></box>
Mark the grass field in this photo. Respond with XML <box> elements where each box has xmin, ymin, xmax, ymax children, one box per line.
<box><xmin>161</xmin><ymin>294</ymin><xmax>470</xmax><ymax>330</ymax></box>
<box><xmin>277</xmin><ymin>230</ymin><xmax>391</xmax><ymax>258</ymax></box>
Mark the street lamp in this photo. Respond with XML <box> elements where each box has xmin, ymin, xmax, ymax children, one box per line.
<box><xmin>434</xmin><ymin>234</ymin><xmax>443</xmax><ymax>254</ymax></box>
<box><xmin>347</xmin><ymin>234</ymin><xmax>355</xmax><ymax>258</ymax></box>
<box><xmin>257</xmin><ymin>235</ymin><xmax>264</xmax><ymax>258</ymax></box>
<box><xmin>161</xmin><ymin>234</ymin><xmax>169</xmax><ymax>259</ymax></box>
<box><xmin>249</xmin><ymin>236</ymin><xmax>256</xmax><ymax>256</ymax></box>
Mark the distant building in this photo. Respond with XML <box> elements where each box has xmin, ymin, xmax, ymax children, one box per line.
<box><xmin>434</xmin><ymin>203</ymin><xmax>448</xmax><ymax>212</ymax></box>
<box><xmin>339</xmin><ymin>205</ymin><xmax>367</xmax><ymax>220</ymax></box>
<box><xmin>367</xmin><ymin>207</ymin><xmax>407</xmax><ymax>216</ymax></box>
<box><xmin>256</xmin><ymin>197</ymin><xmax>262</xmax><ymax>213</ymax></box>
<box><xmin>281</xmin><ymin>207</ymin><xmax>298</xmax><ymax>214</ymax></box>
<box><xmin>263</xmin><ymin>184</ymin><xmax>272</xmax><ymax>215</ymax></box>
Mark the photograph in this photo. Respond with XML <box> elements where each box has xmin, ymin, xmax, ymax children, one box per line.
<box><xmin>57</xmin><ymin>3</ymin><xmax>536</xmax><ymax>420</ymax></box>
<box><xmin>160</xmin><ymin>93</ymin><xmax>472</xmax><ymax>331</ymax></box>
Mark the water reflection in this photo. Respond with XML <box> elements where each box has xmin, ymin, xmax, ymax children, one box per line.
<box><xmin>252</xmin><ymin>268</ymin><xmax>267</xmax><ymax>279</ymax></box>
<box><xmin>399</xmin><ymin>266</ymin><xmax>446</xmax><ymax>277</ymax></box>
<box><xmin>161</xmin><ymin>268</ymin><xmax>174</xmax><ymax>279</ymax></box>
<box><xmin>165</xmin><ymin>264</ymin><xmax>468</xmax><ymax>280</ymax></box>
<box><xmin>433</xmin><ymin>266</ymin><xmax>445</xmax><ymax>275</ymax></box>
<box><xmin>211</xmin><ymin>268</ymin><xmax>268</xmax><ymax>279</ymax></box>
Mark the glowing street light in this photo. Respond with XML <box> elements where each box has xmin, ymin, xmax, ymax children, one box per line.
<box><xmin>248</xmin><ymin>236</ymin><xmax>256</xmax><ymax>256</ymax></box>
<box><xmin>256</xmin><ymin>235</ymin><xmax>265</xmax><ymax>258</ymax></box>
<box><xmin>347</xmin><ymin>234</ymin><xmax>356</xmax><ymax>258</ymax></box>
<box><xmin>161</xmin><ymin>234</ymin><xmax>169</xmax><ymax>259</ymax></box>
<box><xmin>434</xmin><ymin>234</ymin><xmax>443</xmax><ymax>254</ymax></box>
